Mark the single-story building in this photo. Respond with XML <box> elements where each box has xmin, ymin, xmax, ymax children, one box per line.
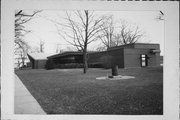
<box><xmin>48</xmin><ymin>51</ymin><xmax>83</xmax><ymax>65</ymax></box>
<box><xmin>88</xmin><ymin>43</ymin><xmax>161</xmax><ymax>68</ymax></box>
<box><xmin>46</xmin><ymin>51</ymin><xmax>84</xmax><ymax>69</ymax></box>
<box><xmin>27</xmin><ymin>53</ymin><xmax>49</xmax><ymax>69</ymax></box>
<box><xmin>28</xmin><ymin>43</ymin><xmax>161</xmax><ymax>69</ymax></box>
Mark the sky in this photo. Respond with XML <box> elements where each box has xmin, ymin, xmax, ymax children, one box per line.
<box><xmin>24</xmin><ymin>10</ymin><xmax>164</xmax><ymax>55</ymax></box>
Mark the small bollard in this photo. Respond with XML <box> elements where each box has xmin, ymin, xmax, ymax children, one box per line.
<box><xmin>112</xmin><ymin>65</ymin><xmax>118</xmax><ymax>76</ymax></box>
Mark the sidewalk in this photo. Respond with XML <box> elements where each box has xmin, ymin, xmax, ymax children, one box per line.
<box><xmin>14</xmin><ymin>75</ymin><xmax>46</xmax><ymax>114</ymax></box>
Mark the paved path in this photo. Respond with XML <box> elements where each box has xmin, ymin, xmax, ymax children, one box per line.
<box><xmin>14</xmin><ymin>75</ymin><xmax>46</xmax><ymax>114</ymax></box>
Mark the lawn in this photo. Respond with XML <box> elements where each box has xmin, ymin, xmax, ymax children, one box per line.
<box><xmin>15</xmin><ymin>67</ymin><xmax>163</xmax><ymax>114</ymax></box>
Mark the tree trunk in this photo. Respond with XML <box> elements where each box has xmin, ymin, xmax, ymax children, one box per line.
<box><xmin>83</xmin><ymin>51</ymin><xmax>88</xmax><ymax>74</ymax></box>
<box><xmin>83</xmin><ymin>10</ymin><xmax>89</xmax><ymax>74</ymax></box>
<box><xmin>22</xmin><ymin>59</ymin><xmax>25</xmax><ymax>67</ymax></box>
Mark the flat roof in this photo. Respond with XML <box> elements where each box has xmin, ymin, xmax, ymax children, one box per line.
<box><xmin>108</xmin><ymin>43</ymin><xmax>160</xmax><ymax>51</ymax></box>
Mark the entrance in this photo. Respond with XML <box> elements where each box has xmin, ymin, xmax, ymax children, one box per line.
<box><xmin>140</xmin><ymin>54</ymin><xmax>148</xmax><ymax>67</ymax></box>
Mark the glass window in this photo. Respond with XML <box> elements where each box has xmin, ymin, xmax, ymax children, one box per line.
<box><xmin>141</xmin><ymin>55</ymin><xmax>146</xmax><ymax>58</ymax></box>
<box><xmin>140</xmin><ymin>54</ymin><xmax>148</xmax><ymax>67</ymax></box>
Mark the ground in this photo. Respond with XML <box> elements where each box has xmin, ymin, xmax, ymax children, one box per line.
<box><xmin>15</xmin><ymin>67</ymin><xmax>163</xmax><ymax>114</ymax></box>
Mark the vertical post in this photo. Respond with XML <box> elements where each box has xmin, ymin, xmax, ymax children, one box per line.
<box><xmin>112</xmin><ymin>65</ymin><xmax>118</xmax><ymax>76</ymax></box>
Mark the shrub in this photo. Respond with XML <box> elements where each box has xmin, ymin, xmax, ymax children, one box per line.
<box><xmin>53</xmin><ymin>63</ymin><xmax>84</xmax><ymax>69</ymax></box>
<box><xmin>88</xmin><ymin>63</ymin><xmax>104</xmax><ymax>68</ymax></box>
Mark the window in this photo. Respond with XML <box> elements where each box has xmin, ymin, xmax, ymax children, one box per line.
<box><xmin>140</xmin><ymin>54</ymin><xmax>148</xmax><ymax>67</ymax></box>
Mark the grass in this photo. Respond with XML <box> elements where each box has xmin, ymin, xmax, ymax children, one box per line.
<box><xmin>15</xmin><ymin>67</ymin><xmax>163</xmax><ymax>114</ymax></box>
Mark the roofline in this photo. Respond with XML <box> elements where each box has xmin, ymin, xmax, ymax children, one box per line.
<box><xmin>47</xmin><ymin>43</ymin><xmax>160</xmax><ymax>59</ymax></box>
<box><xmin>88</xmin><ymin>51</ymin><xmax>107</xmax><ymax>54</ymax></box>
<box><xmin>108</xmin><ymin>43</ymin><xmax>160</xmax><ymax>51</ymax></box>
<box><xmin>48</xmin><ymin>51</ymin><xmax>83</xmax><ymax>59</ymax></box>
<box><xmin>27</xmin><ymin>53</ymin><xmax>48</xmax><ymax>60</ymax></box>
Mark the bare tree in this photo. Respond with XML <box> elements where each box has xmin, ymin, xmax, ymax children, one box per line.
<box><xmin>39</xmin><ymin>40</ymin><xmax>45</xmax><ymax>53</ymax></box>
<box><xmin>56</xmin><ymin>10</ymin><xmax>106</xmax><ymax>73</ymax></box>
<box><xmin>31</xmin><ymin>46</ymin><xmax>40</xmax><ymax>53</ymax></box>
<box><xmin>66</xmin><ymin>46</ymin><xmax>76</xmax><ymax>51</ymax></box>
<box><xmin>96</xmin><ymin>45</ymin><xmax>107</xmax><ymax>51</ymax></box>
<box><xmin>15</xmin><ymin>49</ymin><xmax>27</xmax><ymax>68</ymax></box>
<box><xmin>15</xmin><ymin>10</ymin><xmax>40</xmax><ymax>67</ymax></box>
<box><xmin>97</xmin><ymin>20</ymin><xmax>144</xmax><ymax>51</ymax></box>
<box><xmin>97</xmin><ymin>15</ymin><xmax>116</xmax><ymax>50</ymax></box>
<box><xmin>55</xmin><ymin>44</ymin><xmax>61</xmax><ymax>53</ymax></box>
<box><xmin>55</xmin><ymin>43</ymin><xmax>64</xmax><ymax>53</ymax></box>
<box><xmin>30</xmin><ymin>32</ymin><xmax>45</xmax><ymax>53</ymax></box>
<box><xmin>116</xmin><ymin>22</ymin><xmax>144</xmax><ymax>45</ymax></box>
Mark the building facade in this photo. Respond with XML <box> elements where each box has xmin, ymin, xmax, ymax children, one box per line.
<box><xmin>27</xmin><ymin>53</ymin><xmax>48</xmax><ymax>69</ymax></box>
<box><xmin>28</xmin><ymin>43</ymin><xmax>161</xmax><ymax>69</ymax></box>
<box><xmin>106</xmin><ymin>43</ymin><xmax>161</xmax><ymax>68</ymax></box>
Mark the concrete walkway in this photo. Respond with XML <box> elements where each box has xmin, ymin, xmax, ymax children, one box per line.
<box><xmin>14</xmin><ymin>75</ymin><xmax>46</xmax><ymax>114</ymax></box>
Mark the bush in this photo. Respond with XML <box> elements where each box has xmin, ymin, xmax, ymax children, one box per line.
<box><xmin>46</xmin><ymin>62</ymin><xmax>104</xmax><ymax>69</ymax></box>
<box><xmin>53</xmin><ymin>63</ymin><xmax>84</xmax><ymax>69</ymax></box>
<box><xmin>88</xmin><ymin>63</ymin><xmax>104</xmax><ymax>68</ymax></box>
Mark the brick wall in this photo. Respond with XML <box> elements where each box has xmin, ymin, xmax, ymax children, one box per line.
<box><xmin>124</xmin><ymin>48</ymin><xmax>160</xmax><ymax>68</ymax></box>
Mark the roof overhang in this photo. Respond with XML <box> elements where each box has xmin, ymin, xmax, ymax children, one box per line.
<box><xmin>150</xmin><ymin>49</ymin><xmax>161</xmax><ymax>53</ymax></box>
<box><xmin>27</xmin><ymin>53</ymin><xmax>48</xmax><ymax>60</ymax></box>
<box><xmin>48</xmin><ymin>52</ymin><xmax>83</xmax><ymax>59</ymax></box>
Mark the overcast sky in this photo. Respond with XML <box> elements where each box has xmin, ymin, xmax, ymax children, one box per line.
<box><xmin>23</xmin><ymin>10</ymin><xmax>164</xmax><ymax>55</ymax></box>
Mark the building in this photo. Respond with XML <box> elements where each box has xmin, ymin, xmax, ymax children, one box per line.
<box><xmin>47</xmin><ymin>51</ymin><xmax>83</xmax><ymax>65</ymax></box>
<box><xmin>46</xmin><ymin>51</ymin><xmax>84</xmax><ymax>69</ymax></box>
<box><xmin>27</xmin><ymin>53</ymin><xmax>49</xmax><ymax>69</ymax></box>
<box><xmin>88</xmin><ymin>43</ymin><xmax>161</xmax><ymax>68</ymax></box>
<box><xmin>28</xmin><ymin>43</ymin><xmax>161</xmax><ymax>69</ymax></box>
